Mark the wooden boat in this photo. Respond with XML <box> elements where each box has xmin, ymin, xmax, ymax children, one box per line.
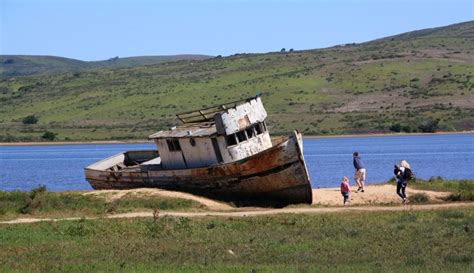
<box><xmin>85</xmin><ymin>96</ymin><xmax>312</xmax><ymax>206</ymax></box>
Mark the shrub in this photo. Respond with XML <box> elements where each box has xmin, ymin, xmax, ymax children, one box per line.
<box><xmin>389</xmin><ymin>123</ymin><xmax>402</xmax><ymax>132</ymax></box>
<box><xmin>418</xmin><ymin>119</ymin><xmax>439</xmax><ymax>133</ymax></box>
<box><xmin>445</xmin><ymin>192</ymin><xmax>474</xmax><ymax>202</ymax></box>
<box><xmin>408</xmin><ymin>193</ymin><xmax>429</xmax><ymax>203</ymax></box>
<box><xmin>22</xmin><ymin>115</ymin><xmax>38</xmax><ymax>124</ymax></box>
<box><xmin>19</xmin><ymin>185</ymin><xmax>48</xmax><ymax>214</ymax></box>
<box><xmin>41</xmin><ymin>131</ymin><xmax>57</xmax><ymax>141</ymax></box>
<box><xmin>401</xmin><ymin>125</ymin><xmax>413</xmax><ymax>133</ymax></box>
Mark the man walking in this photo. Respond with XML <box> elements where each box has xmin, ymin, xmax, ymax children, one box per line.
<box><xmin>353</xmin><ymin>152</ymin><xmax>366</xmax><ymax>192</ymax></box>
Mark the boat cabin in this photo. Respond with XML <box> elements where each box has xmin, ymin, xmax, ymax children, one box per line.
<box><xmin>148</xmin><ymin>96</ymin><xmax>273</xmax><ymax>169</ymax></box>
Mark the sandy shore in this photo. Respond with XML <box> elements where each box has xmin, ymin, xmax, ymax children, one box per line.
<box><xmin>82</xmin><ymin>184</ymin><xmax>451</xmax><ymax>209</ymax></box>
<box><xmin>1</xmin><ymin>131</ymin><xmax>472</xmax><ymax>146</ymax></box>
<box><xmin>312</xmin><ymin>184</ymin><xmax>450</xmax><ymax>206</ymax></box>
<box><xmin>83</xmin><ymin>188</ymin><xmax>234</xmax><ymax>211</ymax></box>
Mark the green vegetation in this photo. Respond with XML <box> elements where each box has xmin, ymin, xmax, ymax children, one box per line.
<box><xmin>409</xmin><ymin>177</ymin><xmax>474</xmax><ymax>201</ymax></box>
<box><xmin>388</xmin><ymin>177</ymin><xmax>474</xmax><ymax>202</ymax></box>
<box><xmin>21</xmin><ymin>114</ymin><xmax>38</xmax><ymax>124</ymax></box>
<box><xmin>408</xmin><ymin>192</ymin><xmax>430</xmax><ymax>203</ymax></box>
<box><xmin>0</xmin><ymin>186</ymin><xmax>205</xmax><ymax>221</ymax></box>
<box><xmin>0</xmin><ymin>21</ymin><xmax>473</xmax><ymax>141</ymax></box>
<box><xmin>0</xmin><ymin>209</ymin><xmax>472</xmax><ymax>272</ymax></box>
<box><xmin>41</xmin><ymin>131</ymin><xmax>57</xmax><ymax>140</ymax></box>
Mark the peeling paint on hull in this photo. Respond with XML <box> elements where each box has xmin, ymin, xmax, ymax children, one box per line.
<box><xmin>85</xmin><ymin>132</ymin><xmax>312</xmax><ymax>206</ymax></box>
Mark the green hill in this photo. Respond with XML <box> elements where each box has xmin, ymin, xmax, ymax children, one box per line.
<box><xmin>0</xmin><ymin>54</ymin><xmax>212</xmax><ymax>77</ymax></box>
<box><xmin>0</xmin><ymin>21</ymin><xmax>473</xmax><ymax>141</ymax></box>
<box><xmin>375</xmin><ymin>21</ymin><xmax>474</xmax><ymax>41</ymax></box>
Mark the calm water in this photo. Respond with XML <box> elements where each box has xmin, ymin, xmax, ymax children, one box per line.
<box><xmin>1</xmin><ymin>134</ymin><xmax>473</xmax><ymax>191</ymax></box>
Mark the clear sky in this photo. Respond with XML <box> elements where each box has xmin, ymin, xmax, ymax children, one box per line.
<box><xmin>1</xmin><ymin>0</ymin><xmax>472</xmax><ymax>61</ymax></box>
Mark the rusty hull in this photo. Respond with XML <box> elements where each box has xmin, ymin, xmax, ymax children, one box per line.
<box><xmin>85</xmin><ymin>131</ymin><xmax>312</xmax><ymax>206</ymax></box>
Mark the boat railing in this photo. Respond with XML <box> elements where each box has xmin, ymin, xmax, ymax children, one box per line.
<box><xmin>85</xmin><ymin>150</ymin><xmax>158</xmax><ymax>171</ymax></box>
<box><xmin>124</xmin><ymin>150</ymin><xmax>159</xmax><ymax>166</ymax></box>
<box><xmin>176</xmin><ymin>95</ymin><xmax>261</xmax><ymax>124</ymax></box>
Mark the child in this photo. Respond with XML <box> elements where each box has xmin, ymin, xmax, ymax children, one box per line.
<box><xmin>340</xmin><ymin>176</ymin><xmax>351</xmax><ymax>206</ymax></box>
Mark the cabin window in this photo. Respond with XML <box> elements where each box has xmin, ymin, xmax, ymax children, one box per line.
<box><xmin>255</xmin><ymin>122</ymin><xmax>263</xmax><ymax>135</ymax></box>
<box><xmin>189</xmin><ymin>138</ymin><xmax>196</xmax><ymax>146</ymax></box>
<box><xmin>226</xmin><ymin>134</ymin><xmax>238</xmax><ymax>146</ymax></box>
<box><xmin>236</xmin><ymin>130</ymin><xmax>247</xmax><ymax>142</ymax></box>
<box><xmin>166</xmin><ymin>139</ymin><xmax>181</xmax><ymax>152</ymax></box>
<box><xmin>262</xmin><ymin>121</ymin><xmax>267</xmax><ymax>132</ymax></box>
<box><xmin>212</xmin><ymin>137</ymin><xmax>224</xmax><ymax>163</ymax></box>
<box><xmin>246</xmin><ymin>127</ymin><xmax>255</xmax><ymax>139</ymax></box>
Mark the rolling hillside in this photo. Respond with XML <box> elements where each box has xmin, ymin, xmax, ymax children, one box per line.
<box><xmin>0</xmin><ymin>54</ymin><xmax>212</xmax><ymax>78</ymax></box>
<box><xmin>0</xmin><ymin>21</ymin><xmax>473</xmax><ymax>141</ymax></box>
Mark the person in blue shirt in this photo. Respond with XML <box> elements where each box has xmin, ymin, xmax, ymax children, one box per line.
<box><xmin>353</xmin><ymin>152</ymin><xmax>366</xmax><ymax>192</ymax></box>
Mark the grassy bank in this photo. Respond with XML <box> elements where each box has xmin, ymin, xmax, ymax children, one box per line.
<box><xmin>388</xmin><ymin>177</ymin><xmax>474</xmax><ymax>202</ymax></box>
<box><xmin>0</xmin><ymin>186</ymin><xmax>206</xmax><ymax>221</ymax></box>
<box><xmin>0</xmin><ymin>209</ymin><xmax>472</xmax><ymax>272</ymax></box>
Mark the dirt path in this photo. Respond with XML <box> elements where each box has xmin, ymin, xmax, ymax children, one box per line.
<box><xmin>1</xmin><ymin>184</ymin><xmax>470</xmax><ymax>225</ymax></box>
<box><xmin>2</xmin><ymin>202</ymin><xmax>473</xmax><ymax>225</ymax></box>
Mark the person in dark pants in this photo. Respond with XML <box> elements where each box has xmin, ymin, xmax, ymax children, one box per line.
<box><xmin>353</xmin><ymin>152</ymin><xmax>366</xmax><ymax>192</ymax></box>
<box><xmin>394</xmin><ymin>160</ymin><xmax>411</xmax><ymax>204</ymax></box>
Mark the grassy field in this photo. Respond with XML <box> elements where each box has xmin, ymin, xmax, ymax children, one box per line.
<box><xmin>0</xmin><ymin>209</ymin><xmax>472</xmax><ymax>272</ymax></box>
<box><xmin>1</xmin><ymin>180</ymin><xmax>473</xmax><ymax>272</ymax></box>
<box><xmin>0</xmin><ymin>21</ymin><xmax>473</xmax><ymax>141</ymax></box>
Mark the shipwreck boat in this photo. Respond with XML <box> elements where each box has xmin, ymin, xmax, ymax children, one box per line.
<box><xmin>85</xmin><ymin>95</ymin><xmax>312</xmax><ymax>206</ymax></box>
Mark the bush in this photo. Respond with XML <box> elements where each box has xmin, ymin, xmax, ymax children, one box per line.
<box><xmin>19</xmin><ymin>185</ymin><xmax>48</xmax><ymax>214</ymax></box>
<box><xmin>401</xmin><ymin>125</ymin><xmax>413</xmax><ymax>133</ymax></box>
<box><xmin>445</xmin><ymin>192</ymin><xmax>474</xmax><ymax>202</ymax></box>
<box><xmin>389</xmin><ymin>123</ymin><xmax>402</xmax><ymax>132</ymax></box>
<box><xmin>22</xmin><ymin>115</ymin><xmax>38</xmax><ymax>124</ymax></box>
<box><xmin>41</xmin><ymin>131</ymin><xmax>57</xmax><ymax>141</ymax></box>
<box><xmin>418</xmin><ymin>119</ymin><xmax>440</xmax><ymax>133</ymax></box>
<box><xmin>408</xmin><ymin>193</ymin><xmax>429</xmax><ymax>203</ymax></box>
<box><xmin>17</xmin><ymin>186</ymin><xmax>108</xmax><ymax>215</ymax></box>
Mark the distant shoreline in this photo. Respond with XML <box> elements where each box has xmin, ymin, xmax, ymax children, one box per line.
<box><xmin>1</xmin><ymin>130</ymin><xmax>473</xmax><ymax>146</ymax></box>
<box><xmin>302</xmin><ymin>130</ymin><xmax>474</xmax><ymax>139</ymax></box>
<box><xmin>0</xmin><ymin>140</ymin><xmax>153</xmax><ymax>146</ymax></box>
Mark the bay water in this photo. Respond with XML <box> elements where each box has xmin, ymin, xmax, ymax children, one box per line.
<box><xmin>1</xmin><ymin>133</ymin><xmax>473</xmax><ymax>191</ymax></box>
